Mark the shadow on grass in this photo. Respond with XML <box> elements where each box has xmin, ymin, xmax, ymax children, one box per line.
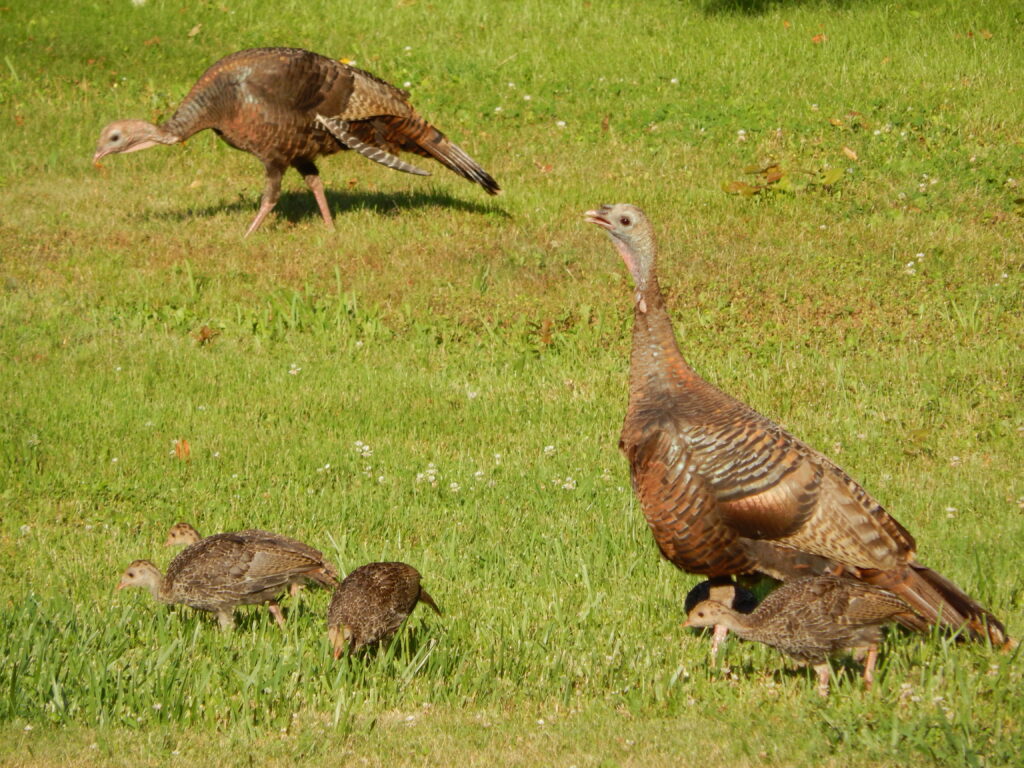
<box><xmin>701</xmin><ymin>0</ymin><xmax>859</xmax><ymax>15</ymax></box>
<box><xmin>137</xmin><ymin>187</ymin><xmax>508</xmax><ymax>227</ymax></box>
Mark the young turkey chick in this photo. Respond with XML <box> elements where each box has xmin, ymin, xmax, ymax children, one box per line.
<box><xmin>684</xmin><ymin>575</ymin><xmax>914</xmax><ymax>695</ymax></box>
<box><xmin>327</xmin><ymin>562</ymin><xmax>440</xmax><ymax>657</ymax></box>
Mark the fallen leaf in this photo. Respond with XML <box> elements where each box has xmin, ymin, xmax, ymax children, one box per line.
<box><xmin>600</xmin><ymin>114</ymin><xmax>610</xmax><ymax>132</ymax></box>
<box><xmin>533</xmin><ymin>160</ymin><xmax>553</xmax><ymax>173</ymax></box>
<box><xmin>783</xmin><ymin>20</ymin><xmax>791</xmax><ymax>29</ymax></box>
<box><xmin>820</xmin><ymin>168</ymin><xmax>844</xmax><ymax>186</ymax></box>
<box><xmin>829</xmin><ymin>117</ymin><xmax>843</xmax><ymax>127</ymax></box>
<box><xmin>842</xmin><ymin>146</ymin><xmax>858</xmax><ymax>161</ymax></box>
<box><xmin>192</xmin><ymin>325</ymin><xmax>219</xmax><ymax>345</ymax></box>
<box><xmin>174</xmin><ymin>439</ymin><xmax>191</xmax><ymax>462</ymax></box>
<box><xmin>722</xmin><ymin>180</ymin><xmax>761</xmax><ymax>196</ymax></box>
<box><xmin>188</xmin><ymin>23</ymin><xmax>201</xmax><ymax>38</ymax></box>
<box><xmin>979</xmin><ymin>29</ymin><xmax>992</xmax><ymax>39</ymax></box>
<box><xmin>143</xmin><ymin>36</ymin><xmax>160</xmax><ymax>46</ymax></box>
<box><xmin>811</xmin><ymin>33</ymin><xmax>828</xmax><ymax>44</ymax></box>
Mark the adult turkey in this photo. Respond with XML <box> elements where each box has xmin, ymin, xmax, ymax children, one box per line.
<box><xmin>584</xmin><ymin>203</ymin><xmax>1007</xmax><ymax>647</ymax></box>
<box><xmin>117</xmin><ymin>530</ymin><xmax>340</xmax><ymax>629</ymax></box>
<box><xmin>685</xmin><ymin>576</ymin><xmax>914</xmax><ymax>696</ymax></box>
<box><xmin>93</xmin><ymin>47</ymin><xmax>500</xmax><ymax>236</ymax></box>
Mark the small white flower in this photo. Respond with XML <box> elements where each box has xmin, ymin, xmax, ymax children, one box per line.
<box><xmin>561</xmin><ymin>477</ymin><xmax>577</xmax><ymax>490</ymax></box>
<box><xmin>197</xmin><ymin>405</ymin><xmax>207</xmax><ymax>411</ymax></box>
<box><xmin>153</xmin><ymin>703</ymin><xmax>162</xmax><ymax>710</ymax></box>
<box><xmin>507</xmin><ymin>82</ymin><xmax>516</xmax><ymax>88</ymax></box>
<box><xmin>494</xmin><ymin>453</ymin><xmax>502</xmax><ymax>464</ymax></box>
<box><xmin>537</xmin><ymin>718</ymin><xmax>544</xmax><ymax>725</ymax></box>
<box><xmin>544</xmin><ymin>445</ymin><xmax>555</xmax><ymax>456</ymax></box>
<box><xmin>949</xmin><ymin>456</ymin><xmax>962</xmax><ymax>467</ymax></box>
<box><xmin>449</xmin><ymin>482</ymin><xmax>460</xmax><ymax>492</ymax></box>
<box><xmin>736</xmin><ymin>129</ymin><xmax>747</xmax><ymax>142</ymax></box>
<box><xmin>810</xmin><ymin>103</ymin><xmax>819</xmax><ymax>111</ymax></box>
<box><xmin>873</xmin><ymin>129</ymin><xmax>881</xmax><ymax>136</ymax></box>
<box><xmin>467</xmin><ymin>390</ymin><xmax>479</xmax><ymax>399</ymax></box>
<box><xmin>212</xmin><ymin>451</ymin><xmax>221</xmax><ymax>458</ymax></box>
<box><xmin>670</xmin><ymin>77</ymin><xmax>679</xmax><ymax>84</ymax></box>
<box><xmin>474</xmin><ymin>470</ymin><xmax>485</xmax><ymax>479</ymax></box>
<box><xmin>523</xmin><ymin>94</ymin><xmax>531</xmax><ymax>101</ymax></box>
<box><xmin>115</xmin><ymin>366</ymin><xmax>122</xmax><ymax>371</ymax></box>
<box><xmin>556</xmin><ymin>120</ymin><xmax>566</xmax><ymax>128</ymax></box>
<box><xmin>111</xmin><ymin>457</ymin><xmax>119</xmax><ymax>463</ymax></box>
<box><xmin>23</xmin><ymin>724</ymin><xmax>33</xmax><ymax>732</ymax></box>
<box><xmin>403</xmin><ymin>81</ymin><xmax>412</xmax><ymax>88</ymax></box>
<box><xmin>355</xmin><ymin>340</ymin><xmax>364</xmax><ymax>348</ymax></box>
<box><xmin>377</xmin><ymin>475</ymin><xmax>385</xmax><ymax>484</ymax></box>
<box><xmin>288</xmin><ymin>363</ymin><xmax>301</xmax><ymax>375</ymax></box>
<box><xmin>404</xmin><ymin>46</ymin><xmax>412</xmax><ymax>51</ymax></box>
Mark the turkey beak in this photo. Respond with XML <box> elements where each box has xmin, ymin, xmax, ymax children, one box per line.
<box><xmin>115</xmin><ymin>579</ymin><xmax>128</xmax><ymax>591</ymax></box>
<box><xmin>681</xmin><ymin>618</ymin><xmax>694</xmax><ymax>629</ymax></box>
<box><xmin>583</xmin><ymin>209</ymin><xmax>612</xmax><ymax>230</ymax></box>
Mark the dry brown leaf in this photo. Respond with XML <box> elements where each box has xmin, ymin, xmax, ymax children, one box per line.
<box><xmin>143</xmin><ymin>36</ymin><xmax>160</xmax><ymax>47</ymax></box>
<box><xmin>188</xmin><ymin>24</ymin><xmax>202</xmax><ymax>38</ymax></box>
<box><xmin>811</xmin><ymin>33</ymin><xmax>828</xmax><ymax>44</ymax></box>
<box><xmin>600</xmin><ymin>114</ymin><xmax>610</xmax><ymax>132</ymax></box>
<box><xmin>533</xmin><ymin>160</ymin><xmax>553</xmax><ymax>173</ymax></box>
<box><xmin>174</xmin><ymin>439</ymin><xmax>191</xmax><ymax>462</ymax></box>
<box><xmin>842</xmin><ymin>146</ymin><xmax>858</xmax><ymax>161</ymax></box>
<box><xmin>829</xmin><ymin>117</ymin><xmax>843</xmax><ymax>127</ymax></box>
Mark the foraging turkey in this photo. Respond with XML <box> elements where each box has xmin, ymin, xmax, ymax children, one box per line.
<box><xmin>683</xmin><ymin>578</ymin><xmax>758</xmax><ymax>661</ymax></box>
<box><xmin>163</xmin><ymin>522</ymin><xmax>339</xmax><ymax>597</ymax></box>
<box><xmin>584</xmin><ymin>203</ymin><xmax>1006</xmax><ymax>646</ymax></box>
<box><xmin>93</xmin><ymin>47</ymin><xmax>500</xmax><ymax>236</ymax></box>
<box><xmin>684</xmin><ymin>576</ymin><xmax>914</xmax><ymax>695</ymax></box>
<box><xmin>327</xmin><ymin>562</ymin><xmax>440</xmax><ymax>657</ymax></box>
<box><xmin>117</xmin><ymin>531</ymin><xmax>339</xmax><ymax>629</ymax></box>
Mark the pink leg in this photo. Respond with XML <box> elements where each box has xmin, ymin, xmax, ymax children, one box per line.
<box><xmin>245</xmin><ymin>166</ymin><xmax>283</xmax><ymax>237</ymax></box>
<box><xmin>294</xmin><ymin>159</ymin><xmax>334</xmax><ymax>230</ymax></box>
<box><xmin>862</xmin><ymin>644</ymin><xmax>878</xmax><ymax>691</ymax></box>
<box><xmin>267</xmin><ymin>601</ymin><xmax>286</xmax><ymax>629</ymax></box>
<box><xmin>814</xmin><ymin>663</ymin><xmax>830</xmax><ymax>697</ymax></box>
<box><xmin>710</xmin><ymin>624</ymin><xmax>728</xmax><ymax>664</ymax></box>
<box><xmin>289</xmin><ymin>582</ymin><xmax>304</xmax><ymax>598</ymax></box>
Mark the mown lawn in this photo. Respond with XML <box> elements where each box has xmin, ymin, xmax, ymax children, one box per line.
<box><xmin>1</xmin><ymin>0</ymin><xmax>1022</xmax><ymax>766</ymax></box>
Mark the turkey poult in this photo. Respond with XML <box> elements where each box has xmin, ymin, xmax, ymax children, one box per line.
<box><xmin>685</xmin><ymin>576</ymin><xmax>914</xmax><ymax>696</ymax></box>
<box><xmin>93</xmin><ymin>47</ymin><xmax>500</xmax><ymax>236</ymax></box>
<box><xmin>163</xmin><ymin>522</ymin><xmax>339</xmax><ymax>597</ymax></box>
<box><xmin>117</xmin><ymin>531</ymin><xmax>340</xmax><ymax>629</ymax></box>
<box><xmin>584</xmin><ymin>203</ymin><xmax>1007</xmax><ymax>646</ymax></box>
<box><xmin>327</xmin><ymin>562</ymin><xmax>440</xmax><ymax>657</ymax></box>
<box><xmin>683</xmin><ymin>578</ymin><xmax>758</xmax><ymax>662</ymax></box>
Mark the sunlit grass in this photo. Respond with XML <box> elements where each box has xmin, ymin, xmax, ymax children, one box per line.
<box><xmin>1</xmin><ymin>0</ymin><xmax>1023</xmax><ymax>765</ymax></box>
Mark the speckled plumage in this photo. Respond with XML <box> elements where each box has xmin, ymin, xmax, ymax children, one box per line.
<box><xmin>93</xmin><ymin>47</ymin><xmax>499</xmax><ymax>236</ymax></box>
<box><xmin>686</xmin><ymin>576</ymin><xmax>913</xmax><ymax>694</ymax></box>
<box><xmin>326</xmin><ymin>562</ymin><xmax>440</xmax><ymax>656</ymax></box>
<box><xmin>585</xmin><ymin>203</ymin><xmax>1006</xmax><ymax>646</ymax></box>
<box><xmin>118</xmin><ymin>530</ymin><xmax>339</xmax><ymax>629</ymax></box>
<box><xmin>163</xmin><ymin>522</ymin><xmax>339</xmax><ymax>597</ymax></box>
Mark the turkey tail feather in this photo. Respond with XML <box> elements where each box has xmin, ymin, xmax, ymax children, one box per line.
<box><xmin>316</xmin><ymin>115</ymin><xmax>430</xmax><ymax>176</ymax></box>
<box><xmin>862</xmin><ymin>564</ymin><xmax>1008</xmax><ymax>646</ymax></box>
<box><xmin>418</xmin><ymin>587</ymin><xmax>442</xmax><ymax>616</ymax></box>
<box><xmin>389</xmin><ymin>116</ymin><xmax>500</xmax><ymax>195</ymax></box>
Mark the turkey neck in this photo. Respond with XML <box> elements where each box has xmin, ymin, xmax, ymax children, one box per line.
<box><xmin>627</xmin><ymin>270</ymin><xmax>701</xmax><ymax>402</ymax></box>
<box><xmin>160</xmin><ymin>69</ymin><xmax>234</xmax><ymax>140</ymax></box>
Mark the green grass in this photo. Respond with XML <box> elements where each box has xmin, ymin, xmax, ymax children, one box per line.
<box><xmin>2</xmin><ymin>0</ymin><xmax>1023</xmax><ymax>765</ymax></box>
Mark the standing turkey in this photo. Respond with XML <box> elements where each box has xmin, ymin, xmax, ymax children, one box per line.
<box><xmin>584</xmin><ymin>203</ymin><xmax>1007</xmax><ymax>647</ymax></box>
<box><xmin>684</xmin><ymin>576</ymin><xmax>915</xmax><ymax>696</ymax></box>
<box><xmin>93</xmin><ymin>47</ymin><xmax>500</xmax><ymax>236</ymax></box>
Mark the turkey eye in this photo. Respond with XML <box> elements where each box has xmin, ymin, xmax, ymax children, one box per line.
<box><xmin>619</xmin><ymin>216</ymin><xmax>631</xmax><ymax>226</ymax></box>
<box><xmin>111</xmin><ymin>133</ymin><xmax>120</xmax><ymax>142</ymax></box>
